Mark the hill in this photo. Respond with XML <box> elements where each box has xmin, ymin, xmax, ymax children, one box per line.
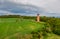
<box><xmin>0</xmin><ymin>18</ymin><xmax>45</xmax><ymax>39</ymax></box>
<box><xmin>0</xmin><ymin>17</ymin><xmax>60</xmax><ymax>39</ymax></box>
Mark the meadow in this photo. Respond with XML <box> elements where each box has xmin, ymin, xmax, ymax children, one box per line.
<box><xmin>0</xmin><ymin>18</ymin><xmax>45</xmax><ymax>39</ymax></box>
<box><xmin>0</xmin><ymin>16</ymin><xmax>60</xmax><ymax>39</ymax></box>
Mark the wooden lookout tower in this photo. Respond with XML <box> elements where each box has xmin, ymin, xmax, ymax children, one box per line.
<box><xmin>37</xmin><ymin>13</ymin><xmax>40</xmax><ymax>22</ymax></box>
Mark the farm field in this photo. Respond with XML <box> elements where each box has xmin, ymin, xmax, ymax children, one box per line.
<box><xmin>0</xmin><ymin>18</ymin><xmax>45</xmax><ymax>39</ymax></box>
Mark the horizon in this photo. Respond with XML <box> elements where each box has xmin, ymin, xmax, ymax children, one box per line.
<box><xmin>0</xmin><ymin>14</ymin><xmax>60</xmax><ymax>17</ymax></box>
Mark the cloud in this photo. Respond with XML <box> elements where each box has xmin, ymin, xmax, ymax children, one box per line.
<box><xmin>0</xmin><ymin>1</ymin><xmax>46</xmax><ymax>15</ymax></box>
<box><xmin>8</xmin><ymin>0</ymin><xmax>60</xmax><ymax>13</ymax></box>
<box><xmin>0</xmin><ymin>1</ymin><xmax>44</xmax><ymax>15</ymax></box>
<box><xmin>0</xmin><ymin>0</ymin><xmax>60</xmax><ymax>17</ymax></box>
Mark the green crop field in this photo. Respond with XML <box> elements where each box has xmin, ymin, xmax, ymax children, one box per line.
<box><xmin>0</xmin><ymin>18</ymin><xmax>45</xmax><ymax>39</ymax></box>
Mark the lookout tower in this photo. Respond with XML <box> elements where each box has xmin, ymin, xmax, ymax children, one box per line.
<box><xmin>37</xmin><ymin>13</ymin><xmax>40</xmax><ymax>22</ymax></box>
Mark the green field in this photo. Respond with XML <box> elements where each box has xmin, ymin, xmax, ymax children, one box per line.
<box><xmin>0</xmin><ymin>18</ymin><xmax>45</xmax><ymax>39</ymax></box>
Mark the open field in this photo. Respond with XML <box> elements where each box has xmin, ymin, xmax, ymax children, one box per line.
<box><xmin>0</xmin><ymin>18</ymin><xmax>45</xmax><ymax>39</ymax></box>
<box><xmin>0</xmin><ymin>18</ymin><xmax>60</xmax><ymax>39</ymax></box>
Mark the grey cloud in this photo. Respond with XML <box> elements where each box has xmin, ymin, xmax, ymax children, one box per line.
<box><xmin>0</xmin><ymin>0</ymin><xmax>45</xmax><ymax>14</ymax></box>
<box><xmin>0</xmin><ymin>0</ymin><xmax>60</xmax><ymax>17</ymax></box>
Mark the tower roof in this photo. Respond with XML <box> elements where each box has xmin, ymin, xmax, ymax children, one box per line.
<box><xmin>37</xmin><ymin>13</ymin><xmax>40</xmax><ymax>16</ymax></box>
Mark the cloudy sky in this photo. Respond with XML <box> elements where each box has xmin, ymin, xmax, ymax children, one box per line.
<box><xmin>0</xmin><ymin>0</ymin><xmax>60</xmax><ymax>17</ymax></box>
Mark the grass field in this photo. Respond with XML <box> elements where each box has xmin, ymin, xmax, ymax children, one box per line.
<box><xmin>0</xmin><ymin>18</ymin><xmax>45</xmax><ymax>39</ymax></box>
